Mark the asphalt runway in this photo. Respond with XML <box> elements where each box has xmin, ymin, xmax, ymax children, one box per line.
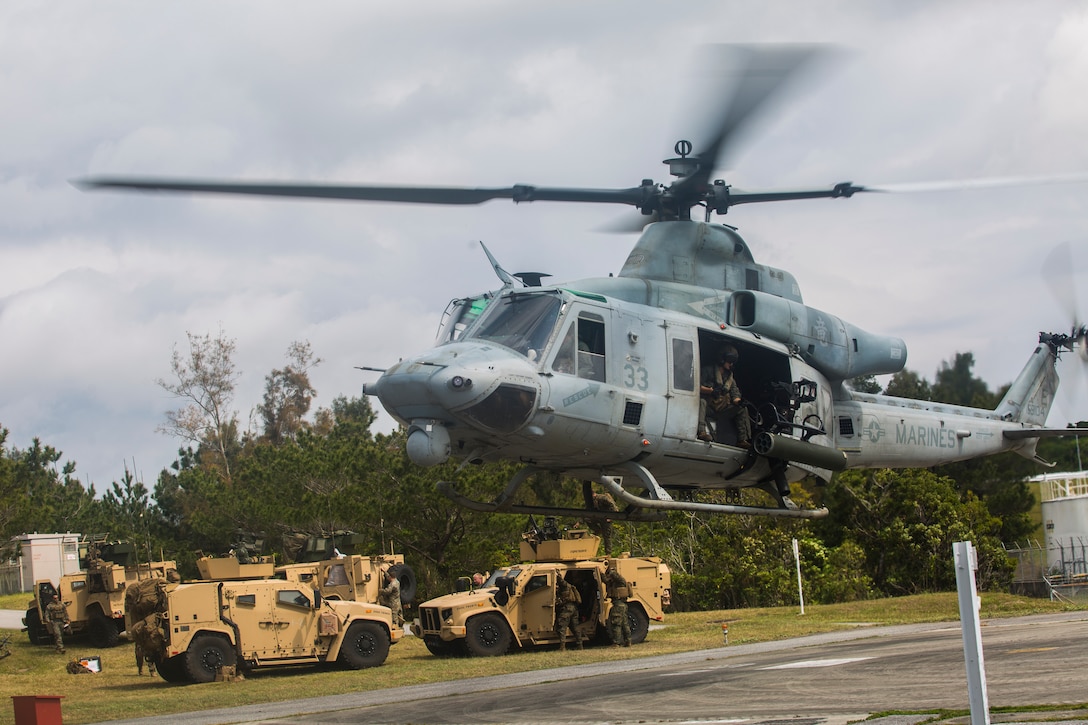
<box><xmin>84</xmin><ymin>611</ymin><xmax>1088</xmax><ymax>725</ymax></box>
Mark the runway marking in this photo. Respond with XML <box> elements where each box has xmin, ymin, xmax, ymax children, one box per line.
<box><xmin>1005</xmin><ymin>647</ymin><xmax>1058</xmax><ymax>654</ymax></box>
<box><xmin>760</xmin><ymin>656</ymin><xmax>873</xmax><ymax>670</ymax></box>
<box><xmin>659</xmin><ymin>663</ymin><xmax>756</xmax><ymax>676</ymax></box>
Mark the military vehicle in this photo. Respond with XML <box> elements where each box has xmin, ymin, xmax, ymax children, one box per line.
<box><xmin>125</xmin><ymin>577</ymin><xmax>401</xmax><ymax>683</ymax></box>
<box><xmin>276</xmin><ymin>554</ymin><xmax>416</xmax><ymax>607</ymax></box>
<box><xmin>417</xmin><ymin>531</ymin><xmax>670</xmax><ymax>656</ymax></box>
<box><xmin>23</xmin><ymin>539</ymin><xmax>178</xmax><ymax>648</ymax></box>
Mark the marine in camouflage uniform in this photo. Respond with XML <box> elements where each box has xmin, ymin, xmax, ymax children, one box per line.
<box><xmin>131</xmin><ymin>613</ymin><xmax>166</xmax><ymax>674</ymax></box>
<box><xmin>602</xmin><ymin>567</ymin><xmax>631</xmax><ymax>647</ymax></box>
<box><xmin>554</xmin><ymin>576</ymin><xmax>582</xmax><ymax>651</ymax></box>
<box><xmin>378</xmin><ymin>570</ymin><xmax>404</xmax><ymax>627</ymax></box>
<box><xmin>45</xmin><ymin>594</ymin><xmax>69</xmax><ymax>653</ymax></box>
<box><xmin>698</xmin><ymin>347</ymin><xmax>752</xmax><ymax>446</ymax></box>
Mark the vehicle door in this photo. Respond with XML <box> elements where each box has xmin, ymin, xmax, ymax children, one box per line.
<box><xmin>542</xmin><ymin>307</ymin><xmax>620</xmax><ymax>451</ymax></box>
<box><xmin>517</xmin><ymin>570</ymin><xmax>558</xmax><ymax>640</ymax></box>
<box><xmin>223</xmin><ymin>585</ymin><xmax>279</xmax><ymax>660</ymax></box>
<box><xmin>267</xmin><ymin>586</ymin><xmax>322</xmax><ymax>657</ymax></box>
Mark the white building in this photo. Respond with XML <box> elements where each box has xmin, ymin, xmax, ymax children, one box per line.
<box><xmin>12</xmin><ymin>533</ymin><xmax>82</xmax><ymax>593</ymax></box>
<box><xmin>1033</xmin><ymin>471</ymin><xmax>1088</xmax><ymax>579</ymax></box>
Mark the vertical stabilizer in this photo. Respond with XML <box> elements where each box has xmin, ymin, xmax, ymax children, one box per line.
<box><xmin>995</xmin><ymin>344</ymin><xmax>1058</xmax><ymax>426</ymax></box>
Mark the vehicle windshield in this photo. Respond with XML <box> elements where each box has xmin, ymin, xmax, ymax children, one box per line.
<box><xmin>466</xmin><ymin>292</ymin><xmax>563</xmax><ymax>362</ymax></box>
<box><xmin>484</xmin><ymin>568</ymin><xmax>520</xmax><ymax>586</ymax></box>
<box><xmin>436</xmin><ymin>294</ymin><xmax>492</xmax><ymax>344</ymax></box>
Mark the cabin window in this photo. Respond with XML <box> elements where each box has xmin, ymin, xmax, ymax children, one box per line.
<box><xmin>324</xmin><ymin>564</ymin><xmax>348</xmax><ymax>586</ymax></box>
<box><xmin>671</xmin><ymin>338</ymin><xmax>695</xmax><ymax>391</ymax></box>
<box><xmin>278</xmin><ymin>589</ymin><xmax>312</xmax><ymax>608</ymax></box>
<box><xmin>236</xmin><ymin>594</ymin><xmax>256</xmax><ymax>606</ymax></box>
<box><xmin>525</xmin><ymin>574</ymin><xmax>549</xmax><ymax>594</ymax></box>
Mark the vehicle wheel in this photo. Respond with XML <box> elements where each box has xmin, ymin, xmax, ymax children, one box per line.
<box><xmin>338</xmin><ymin>621</ymin><xmax>390</xmax><ymax>669</ymax></box>
<box><xmin>628</xmin><ymin>603</ymin><xmax>650</xmax><ymax>645</ymax></box>
<box><xmin>88</xmin><ymin>611</ymin><xmax>121</xmax><ymax>648</ymax></box>
<box><xmin>387</xmin><ymin>564</ymin><xmax>417</xmax><ymax>604</ymax></box>
<box><xmin>464</xmin><ymin>613</ymin><xmax>512</xmax><ymax>657</ymax></box>
<box><xmin>423</xmin><ymin>635</ymin><xmax>463</xmax><ymax>657</ymax></box>
<box><xmin>156</xmin><ymin>655</ymin><xmax>188</xmax><ymax>683</ymax></box>
<box><xmin>183</xmin><ymin>635</ymin><xmax>236</xmax><ymax>684</ymax></box>
<box><xmin>24</xmin><ymin>608</ymin><xmax>50</xmax><ymax>645</ymax></box>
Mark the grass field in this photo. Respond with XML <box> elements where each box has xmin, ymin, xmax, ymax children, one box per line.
<box><xmin>1</xmin><ymin>592</ymin><xmax>1084</xmax><ymax>725</ymax></box>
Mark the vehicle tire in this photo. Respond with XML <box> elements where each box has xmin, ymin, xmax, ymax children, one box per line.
<box><xmin>338</xmin><ymin>620</ymin><xmax>390</xmax><ymax>669</ymax></box>
<box><xmin>88</xmin><ymin>611</ymin><xmax>121</xmax><ymax>648</ymax></box>
<box><xmin>24</xmin><ymin>608</ymin><xmax>50</xmax><ymax>645</ymax></box>
<box><xmin>156</xmin><ymin>655</ymin><xmax>188</xmax><ymax>683</ymax></box>
<box><xmin>628</xmin><ymin>603</ymin><xmax>650</xmax><ymax>645</ymax></box>
<box><xmin>464</xmin><ymin>613</ymin><xmax>512</xmax><ymax>657</ymax></box>
<box><xmin>183</xmin><ymin>635</ymin><xmax>236</xmax><ymax>684</ymax></box>
<box><xmin>423</xmin><ymin>635</ymin><xmax>463</xmax><ymax>657</ymax></box>
<box><xmin>387</xmin><ymin>564</ymin><xmax>417</xmax><ymax>604</ymax></box>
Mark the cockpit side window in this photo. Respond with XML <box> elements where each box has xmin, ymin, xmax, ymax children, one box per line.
<box><xmin>436</xmin><ymin>294</ymin><xmax>491</xmax><ymax>344</ymax></box>
<box><xmin>551</xmin><ymin>313</ymin><xmax>606</xmax><ymax>381</ymax></box>
<box><xmin>576</xmin><ymin>314</ymin><xmax>606</xmax><ymax>381</ymax></box>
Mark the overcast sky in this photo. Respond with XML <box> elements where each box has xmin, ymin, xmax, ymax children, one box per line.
<box><xmin>3</xmin><ymin>0</ymin><xmax>1088</xmax><ymax>490</ymax></box>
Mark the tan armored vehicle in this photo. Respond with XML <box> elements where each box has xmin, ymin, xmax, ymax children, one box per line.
<box><xmin>417</xmin><ymin>531</ymin><xmax>670</xmax><ymax>656</ymax></box>
<box><xmin>125</xmin><ymin>576</ymin><xmax>401</xmax><ymax>683</ymax></box>
<box><xmin>275</xmin><ymin>554</ymin><xmax>415</xmax><ymax>606</ymax></box>
<box><xmin>24</xmin><ymin>539</ymin><xmax>178</xmax><ymax>648</ymax></box>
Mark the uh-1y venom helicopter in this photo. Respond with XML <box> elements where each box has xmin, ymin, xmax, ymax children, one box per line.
<box><xmin>79</xmin><ymin>45</ymin><xmax>1088</xmax><ymax>522</ymax></box>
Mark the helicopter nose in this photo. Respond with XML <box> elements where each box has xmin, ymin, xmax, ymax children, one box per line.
<box><xmin>365</xmin><ymin>343</ymin><xmax>542</xmax><ymax>459</ymax></box>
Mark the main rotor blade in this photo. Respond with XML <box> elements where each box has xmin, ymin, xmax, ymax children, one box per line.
<box><xmin>74</xmin><ymin>177</ymin><xmax>648</xmax><ymax>207</ymax></box>
<box><xmin>859</xmin><ymin>171</ymin><xmax>1088</xmax><ymax>194</ymax></box>
<box><xmin>677</xmin><ymin>44</ymin><xmax>825</xmax><ymax>194</ymax></box>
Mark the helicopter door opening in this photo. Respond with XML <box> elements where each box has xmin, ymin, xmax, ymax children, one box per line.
<box><xmin>662</xmin><ymin>331</ymin><xmax>698</xmax><ymax>441</ymax></box>
<box><xmin>696</xmin><ymin>331</ymin><xmax>794</xmax><ymax>445</ymax></box>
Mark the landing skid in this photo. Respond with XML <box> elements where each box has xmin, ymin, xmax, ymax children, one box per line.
<box><xmin>437</xmin><ymin>461</ymin><xmax>828</xmax><ymax>520</ymax></box>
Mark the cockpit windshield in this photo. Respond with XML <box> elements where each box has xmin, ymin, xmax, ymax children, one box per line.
<box><xmin>466</xmin><ymin>292</ymin><xmax>563</xmax><ymax>362</ymax></box>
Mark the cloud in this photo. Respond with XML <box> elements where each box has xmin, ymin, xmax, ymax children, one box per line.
<box><xmin>2</xmin><ymin>0</ymin><xmax>1086</xmax><ymax>487</ymax></box>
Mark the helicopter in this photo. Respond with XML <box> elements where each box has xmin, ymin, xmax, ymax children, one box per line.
<box><xmin>77</xmin><ymin>45</ymin><xmax>1088</xmax><ymax>521</ymax></box>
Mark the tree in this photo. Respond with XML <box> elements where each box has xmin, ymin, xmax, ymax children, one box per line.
<box><xmin>157</xmin><ymin>328</ymin><xmax>240</xmax><ymax>482</ymax></box>
<box><xmin>885</xmin><ymin>369</ymin><xmax>931</xmax><ymax>400</ymax></box>
<box><xmin>257</xmin><ymin>341</ymin><xmax>322</xmax><ymax>445</ymax></box>
<box><xmin>930</xmin><ymin>352</ymin><xmax>996</xmax><ymax>408</ymax></box>
<box><xmin>2</xmin><ymin>432</ymin><xmax>97</xmax><ymax>538</ymax></box>
<box><xmin>849</xmin><ymin>375</ymin><xmax>882</xmax><ymax>394</ymax></box>
<box><xmin>817</xmin><ymin>468</ymin><xmax>1012</xmax><ymax>593</ymax></box>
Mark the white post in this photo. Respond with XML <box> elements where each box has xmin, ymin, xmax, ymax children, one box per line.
<box><xmin>792</xmin><ymin>538</ymin><xmax>804</xmax><ymax>615</ymax></box>
<box><xmin>954</xmin><ymin>541</ymin><xmax>990</xmax><ymax>725</ymax></box>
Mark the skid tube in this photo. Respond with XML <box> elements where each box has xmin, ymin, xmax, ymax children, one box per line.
<box><xmin>596</xmin><ymin>461</ymin><xmax>828</xmax><ymax>519</ymax></box>
<box><xmin>437</xmin><ymin>461</ymin><xmax>827</xmax><ymax>520</ymax></box>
